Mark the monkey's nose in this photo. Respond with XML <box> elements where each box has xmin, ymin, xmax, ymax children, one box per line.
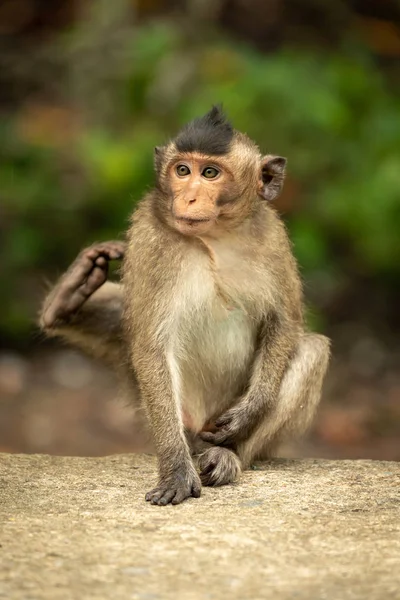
<box><xmin>188</xmin><ymin>198</ymin><xmax>196</xmax><ymax>204</ymax></box>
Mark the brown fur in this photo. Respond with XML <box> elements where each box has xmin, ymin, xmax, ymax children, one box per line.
<box><xmin>121</xmin><ymin>116</ymin><xmax>330</xmax><ymax>504</ymax></box>
<box><xmin>39</xmin><ymin>109</ymin><xmax>330</xmax><ymax>506</ymax></box>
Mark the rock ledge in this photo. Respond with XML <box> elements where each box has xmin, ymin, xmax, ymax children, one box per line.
<box><xmin>1</xmin><ymin>454</ymin><xmax>399</xmax><ymax>599</ymax></box>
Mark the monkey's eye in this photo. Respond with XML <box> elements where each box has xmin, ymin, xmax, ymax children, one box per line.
<box><xmin>176</xmin><ymin>164</ymin><xmax>190</xmax><ymax>177</ymax></box>
<box><xmin>202</xmin><ymin>167</ymin><xmax>219</xmax><ymax>179</ymax></box>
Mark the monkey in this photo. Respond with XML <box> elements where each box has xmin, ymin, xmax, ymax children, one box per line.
<box><xmin>39</xmin><ymin>106</ymin><xmax>330</xmax><ymax>506</ymax></box>
<box><xmin>122</xmin><ymin>105</ymin><xmax>330</xmax><ymax>505</ymax></box>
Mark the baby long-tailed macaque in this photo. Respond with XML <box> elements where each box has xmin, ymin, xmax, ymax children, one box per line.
<box><xmin>40</xmin><ymin>106</ymin><xmax>330</xmax><ymax>506</ymax></box>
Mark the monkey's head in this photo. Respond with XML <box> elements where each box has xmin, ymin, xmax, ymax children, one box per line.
<box><xmin>154</xmin><ymin>106</ymin><xmax>286</xmax><ymax>237</ymax></box>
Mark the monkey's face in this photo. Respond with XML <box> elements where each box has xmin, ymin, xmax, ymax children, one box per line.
<box><xmin>166</xmin><ymin>153</ymin><xmax>240</xmax><ymax>237</ymax></box>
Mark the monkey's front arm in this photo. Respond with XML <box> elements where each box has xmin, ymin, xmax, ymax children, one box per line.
<box><xmin>201</xmin><ymin>312</ymin><xmax>298</xmax><ymax>447</ymax></box>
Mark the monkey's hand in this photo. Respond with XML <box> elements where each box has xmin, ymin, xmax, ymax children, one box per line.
<box><xmin>145</xmin><ymin>463</ymin><xmax>201</xmax><ymax>506</ymax></box>
<box><xmin>200</xmin><ymin>402</ymin><xmax>256</xmax><ymax>447</ymax></box>
<box><xmin>40</xmin><ymin>241</ymin><xmax>125</xmax><ymax>329</ymax></box>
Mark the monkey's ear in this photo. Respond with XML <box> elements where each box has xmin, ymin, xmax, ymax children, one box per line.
<box><xmin>258</xmin><ymin>155</ymin><xmax>287</xmax><ymax>202</ymax></box>
<box><xmin>154</xmin><ymin>146</ymin><xmax>165</xmax><ymax>171</ymax></box>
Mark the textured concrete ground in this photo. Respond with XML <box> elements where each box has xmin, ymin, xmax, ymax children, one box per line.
<box><xmin>0</xmin><ymin>454</ymin><xmax>399</xmax><ymax>600</ymax></box>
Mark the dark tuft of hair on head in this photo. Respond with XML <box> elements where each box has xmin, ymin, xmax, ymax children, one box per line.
<box><xmin>174</xmin><ymin>105</ymin><xmax>234</xmax><ymax>156</ymax></box>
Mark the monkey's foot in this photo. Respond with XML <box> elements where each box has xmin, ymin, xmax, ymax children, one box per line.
<box><xmin>40</xmin><ymin>241</ymin><xmax>125</xmax><ymax>329</ymax></box>
<box><xmin>198</xmin><ymin>447</ymin><xmax>242</xmax><ymax>487</ymax></box>
<box><xmin>145</xmin><ymin>466</ymin><xmax>202</xmax><ymax>506</ymax></box>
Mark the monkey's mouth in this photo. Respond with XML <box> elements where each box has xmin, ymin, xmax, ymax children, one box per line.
<box><xmin>176</xmin><ymin>216</ymin><xmax>212</xmax><ymax>224</ymax></box>
<box><xmin>173</xmin><ymin>215</ymin><xmax>215</xmax><ymax>235</ymax></box>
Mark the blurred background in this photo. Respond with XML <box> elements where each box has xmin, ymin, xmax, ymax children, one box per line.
<box><xmin>0</xmin><ymin>0</ymin><xmax>399</xmax><ymax>460</ymax></box>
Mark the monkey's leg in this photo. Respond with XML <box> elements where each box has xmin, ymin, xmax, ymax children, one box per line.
<box><xmin>39</xmin><ymin>241</ymin><xmax>126</xmax><ymax>367</ymax></box>
<box><xmin>236</xmin><ymin>333</ymin><xmax>330</xmax><ymax>468</ymax></box>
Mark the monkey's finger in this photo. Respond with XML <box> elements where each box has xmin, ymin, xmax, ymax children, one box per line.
<box><xmin>145</xmin><ymin>488</ymin><xmax>161</xmax><ymax>502</ymax></box>
<box><xmin>156</xmin><ymin>489</ymin><xmax>176</xmax><ymax>506</ymax></box>
<box><xmin>64</xmin><ymin>256</ymin><xmax>97</xmax><ymax>288</ymax></box>
<box><xmin>84</xmin><ymin>248</ymin><xmax>105</xmax><ymax>261</ymax></box>
<box><xmin>83</xmin><ymin>246</ymin><xmax>120</xmax><ymax>265</ymax></box>
<box><xmin>107</xmin><ymin>249</ymin><xmax>124</xmax><ymax>260</ymax></box>
<box><xmin>81</xmin><ymin>266</ymin><xmax>107</xmax><ymax>296</ymax></box>
<box><xmin>171</xmin><ymin>483</ymin><xmax>201</xmax><ymax>505</ymax></box>
<box><xmin>104</xmin><ymin>241</ymin><xmax>126</xmax><ymax>255</ymax></box>
<box><xmin>148</xmin><ymin>492</ymin><xmax>165</xmax><ymax>504</ymax></box>
<box><xmin>95</xmin><ymin>256</ymin><xmax>107</xmax><ymax>267</ymax></box>
<box><xmin>146</xmin><ymin>486</ymin><xmax>179</xmax><ymax>505</ymax></box>
<box><xmin>191</xmin><ymin>481</ymin><xmax>202</xmax><ymax>498</ymax></box>
<box><xmin>199</xmin><ymin>431</ymin><xmax>214</xmax><ymax>443</ymax></box>
<box><xmin>199</xmin><ymin>431</ymin><xmax>229</xmax><ymax>445</ymax></box>
<box><xmin>93</xmin><ymin>241</ymin><xmax>126</xmax><ymax>260</ymax></box>
<box><xmin>98</xmin><ymin>249</ymin><xmax>123</xmax><ymax>261</ymax></box>
<box><xmin>171</xmin><ymin>490</ymin><xmax>188</xmax><ymax>505</ymax></box>
<box><xmin>215</xmin><ymin>414</ymin><xmax>232</xmax><ymax>427</ymax></box>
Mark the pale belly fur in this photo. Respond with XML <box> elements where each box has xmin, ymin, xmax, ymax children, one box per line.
<box><xmin>167</xmin><ymin>249</ymin><xmax>258</xmax><ymax>432</ymax></box>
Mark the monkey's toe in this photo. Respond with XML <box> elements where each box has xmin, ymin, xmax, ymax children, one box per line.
<box><xmin>145</xmin><ymin>471</ymin><xmax>202</xmax><ymax>506</ymax></box>
<box><xmin>198</xmin><ymin>447</ymin><xmax>242</xmax><ymax>487</ymax></box>
<box><xmin>85</xmin><ymin>241</ymin><xmax>125</xmax><ymax>262</ymax></box>
<box><xmin>64</xmin><ymin>241</ymin><xmax>125</xmax><ymax>302</ymax></box>
<box><xmin>145</xmin><ymin>485</ymin><xmax>199</xmax><ymax>506</ymax></box>
<box><xmin>145</xmin><ymin>488</ymin><xmax>175</xmax><ymax>505</ymax></box>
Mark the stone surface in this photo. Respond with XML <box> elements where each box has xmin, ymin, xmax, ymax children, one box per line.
<box><xmin>0</xmin><ymin>454</ymin><xmax>399</xmax><ymax>599</ymax></box>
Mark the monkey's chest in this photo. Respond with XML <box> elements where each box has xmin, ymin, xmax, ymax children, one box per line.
<box><xmin>174</xmin><ymin>269</ymin><xmax>257</xmax><ymax>427</ymax></box>
<box><xmin>180</xmin><ymin>304</ymin><xmax>255</xmax><ymax>374</ymax></box>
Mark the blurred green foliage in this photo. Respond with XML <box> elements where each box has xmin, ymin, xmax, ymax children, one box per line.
<box><xmin>1</xmin><ymin>20</ymin><xmax>399</xmax><ymax>342</ymax></box>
